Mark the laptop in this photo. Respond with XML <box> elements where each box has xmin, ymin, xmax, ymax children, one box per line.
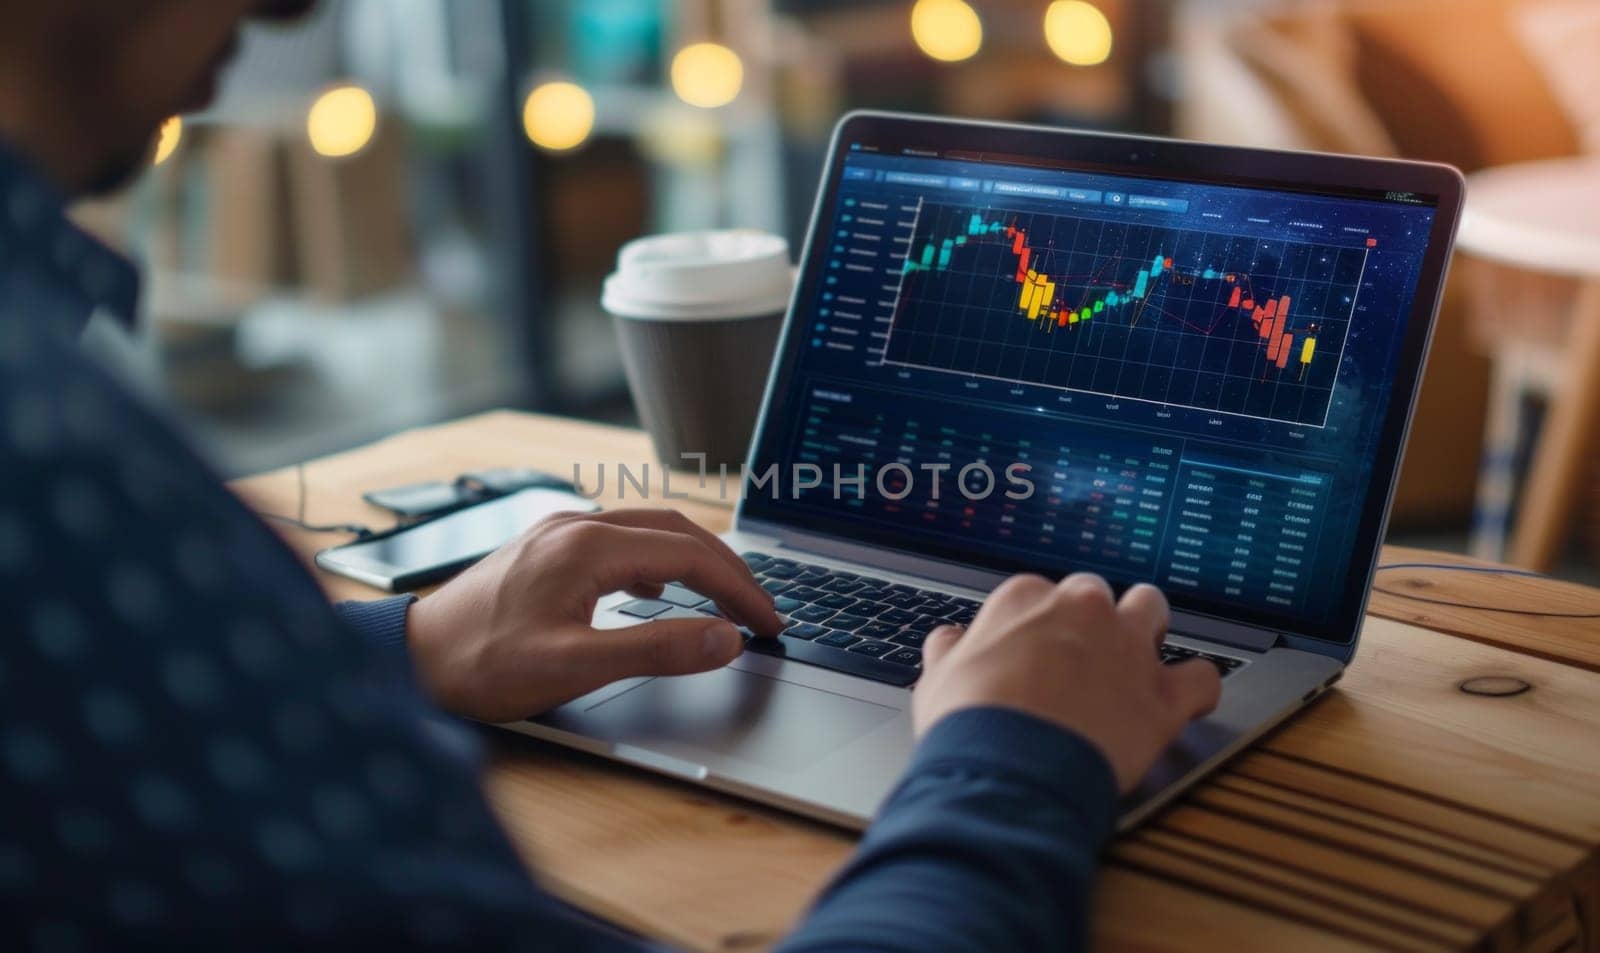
<box><xmin>509</xmin><ymin>112</ymin><xmax>1464</xmax><ymax>830</ymax></box>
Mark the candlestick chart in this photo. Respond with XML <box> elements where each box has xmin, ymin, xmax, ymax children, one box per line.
<box><xmin>883</xmin><ymin>202</ymin><xmax>1369</xmax><ymax>426</ymax></box>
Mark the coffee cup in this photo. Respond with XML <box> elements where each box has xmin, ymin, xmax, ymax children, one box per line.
<box><xmin>602</xmin><ymin>230</ymin><xmax>793</xmax><ymax>471</ymax></box>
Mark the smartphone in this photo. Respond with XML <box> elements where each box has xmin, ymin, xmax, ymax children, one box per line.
<box><xmin>362</xmin><ymin>469</ymin><xmax>578</xmax><ymax>519</ymax></box>
<box><xmin>316</xmin><ymin>487</ymin><xmax>600</xmax><ymax>592</ymax></box>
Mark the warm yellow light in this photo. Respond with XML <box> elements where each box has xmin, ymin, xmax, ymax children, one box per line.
<box><xmin>307</xmin><ymin>85</ymin><xmax>378</xmax><ymax>159</ymax></box>
<box><xmin>1044</xmin><ymin>0</ymin><xmax>1114</xmax><ymax>67</ymax></box>
<box><xmin>670</xmin><ymin>42</ymin><xmax>745</xmax><ymax>109</ymax></box>
<box><xmin>523</xmin><ymin>81</ymin><xmax>596</xmax><ymax>152</ymax></box>
<box><xmin>910</xmin><ymin>0</ymin><xmax>983</xmax><ymax>63</ymax></box>
<box><xmin>153</xmin><ymin>116</ymin><xmax>183</xmax><ymax>166</ymax></box>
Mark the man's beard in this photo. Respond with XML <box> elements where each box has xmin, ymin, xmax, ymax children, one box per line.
<box><xmin>81</xmin><ymin>147</ymin><xmax>151</xmax><ymax>198</ymax></box>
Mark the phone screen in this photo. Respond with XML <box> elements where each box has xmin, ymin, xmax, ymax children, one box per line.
<box><xmin>317</xmin><ymin>488</ymin><xmax>600</xmax><ymax>590</ymax></box>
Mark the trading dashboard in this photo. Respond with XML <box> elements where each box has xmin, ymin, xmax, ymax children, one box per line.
<box><xmin>748</xmin><ymin>144</ymin><xmax>1438</xmax><ymax>633</ymax></box>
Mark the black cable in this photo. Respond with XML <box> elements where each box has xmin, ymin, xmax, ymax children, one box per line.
<box><xmin>1373</xmin><ymin>561</ymin><xmax>1600</xmax><ymax>619</ymax></box>
<box><xmin>260</xmin><ymin>463</ymin><xmax>376</xmax><ymax>539</ymax></box>
<box><xmin>1376</xmin><ymin>561</ymin><xmax>1546</xmax><ymax>577</ymax></box>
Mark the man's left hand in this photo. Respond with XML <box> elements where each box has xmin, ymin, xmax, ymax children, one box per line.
<box><xmin>405</xmin><ymin>509</ymin><xmax>782</xmax><ymax>722</ymax></box>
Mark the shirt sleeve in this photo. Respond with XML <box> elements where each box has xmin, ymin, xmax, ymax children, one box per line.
<box><xmin>335</xmin><ymin>595</ymin><xmax>418</xmax><ymax>661</ymax></box>
<box><xmin>774</xmin><ymin>707</ymin><xmax>1120</xmax><ymax>953</ymax></box>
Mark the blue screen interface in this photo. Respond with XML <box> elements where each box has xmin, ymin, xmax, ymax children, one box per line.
<box><xmin>748</xmin><ymin>145</ymin><xmax>1438</xmax><ymax>633</ymax></box>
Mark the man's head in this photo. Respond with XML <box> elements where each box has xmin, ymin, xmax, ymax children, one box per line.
<box><xmin>0</xmin><ymin>0</ymin><xmax>316</xmax><ymax>196</ymax></box>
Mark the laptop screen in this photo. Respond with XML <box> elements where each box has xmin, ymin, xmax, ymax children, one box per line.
<box><xmin>744</xmin><ymin>119</ymin><xmax>1445</xmax><ymax>644</ymax></box>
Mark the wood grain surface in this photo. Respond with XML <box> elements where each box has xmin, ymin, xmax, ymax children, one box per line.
<box><xmin>236</xmin><ymin>410</ymin><xmax>1600</xmax><ymax>953</ymax></box>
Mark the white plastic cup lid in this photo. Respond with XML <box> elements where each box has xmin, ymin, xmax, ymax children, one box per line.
<box><xmin>602</xmin><ymin>229</ymin><xmax>794</xmax><ymax>321</ymax></box>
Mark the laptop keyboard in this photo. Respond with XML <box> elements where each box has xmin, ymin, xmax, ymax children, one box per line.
<box><xmin>614</xmin><ymin>552</ymin><xmax>1246</xmax><ymax>688</ymax></box>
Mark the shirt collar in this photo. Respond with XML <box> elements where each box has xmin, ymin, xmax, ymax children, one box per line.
<box><xmin>0</xmin><ymin>138</ymin><xmax>142</xmax><ymax>331</ymax></box>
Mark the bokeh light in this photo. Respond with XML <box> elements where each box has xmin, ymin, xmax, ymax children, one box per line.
<box><xmin>522</xmin><ymin>81</ymin><xmax>596</xmax><ymax>152</ymax></box>
<box><xmin>910</xmin><ymin>0</ymin><xmax>983</xmax><ymax>63</ymax></box>
<box><xmin>1044</xmin><ymin>0</ymin><xmax>1114</xmax><ymax>67</ymax></box>
<box><xmin>306</xmin><ymin>85</ymin><xmax>378</xmax><ymax>159</ymax></box>
<box><xmin>153</xmin><ymin>116</ymin><xmax>183</xmax><ymax>166</ymax></box>
<box><xmin>670</xmin><ymin>42</ymin><xmax>745</xmax><ymax>109</ymax></box>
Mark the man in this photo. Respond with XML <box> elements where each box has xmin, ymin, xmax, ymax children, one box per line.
<box><xmin>0</xmin><ymin>2</ymin><xmax>1221</xmax><ymax>949</ymax></box>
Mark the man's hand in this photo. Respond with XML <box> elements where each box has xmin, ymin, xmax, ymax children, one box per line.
<box><xmin>913</xmin><ymin>573</ymin><xmax>1222</xmax><ymax>792</ymax></box>
<box><xmin>406</xmin><ymin>509</ymin><xmax>782</xmax><ymax>723</ymax></box>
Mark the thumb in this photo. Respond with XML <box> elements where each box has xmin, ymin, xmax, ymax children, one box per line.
<box><xmin>1161</xmin><ymin>659</ymin><xmax>1223</xmax><ymax>725</ymax></box>
<box><xmin>581</xmin><ymin>618</ymin><xmax>744</xmax><ymax>683</ymax></box>
<box><xmin>922</xmin><ymin>624</ymin><xmax>964</xmax><ymax>668</ymax></box>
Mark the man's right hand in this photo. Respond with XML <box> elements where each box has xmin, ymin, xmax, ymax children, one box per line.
<box><xmin>912</xmin><ymin>573</ymin><xmax>1222</xmax><ymax>793</ymax></box>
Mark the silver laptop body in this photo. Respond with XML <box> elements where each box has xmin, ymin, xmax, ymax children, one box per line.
<box><xmin>506</xmin><ymin>112</ymin><xmax>1464</xmax><ymax>830</ymax></box>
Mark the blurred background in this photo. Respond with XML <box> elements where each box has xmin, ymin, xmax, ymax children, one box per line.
<box><xmin>71</xmin><ymin>0</ymin><xmax>1600</xmax><ymax>582</ymax></box>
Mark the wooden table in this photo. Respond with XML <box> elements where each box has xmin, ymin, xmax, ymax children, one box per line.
<box><xmin>1457</xmin><ymin>157</ymin><xmax>1600</xmax><ymax>571</ymax></box>
<box><xmin>237</xmin><ymin>410</ymin><xmax>1600</xmax><ymax>953</ymax></box>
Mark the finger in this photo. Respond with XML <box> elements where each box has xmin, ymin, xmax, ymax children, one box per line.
<box><xmin>1056</xmin><ymin>572</ymin><xmax>1115</xmax><ymax>604</ymax></box>
<box><xmin>569</xmin><ymin>508</ymin><xmax>764</xmax><ymax>596</ymax></box>
<box><xmin>1161</xmin><ymin>660</ymin><xmax>1223</xmax><ymax>726</ymax></box>
<box><xmin>970</xmin><ymin>574</ymin><xmax>1055</xmax><ymax>635</ymax></box>
<box><xmin>574</xmin><ymin>617</ymin><xmax>744</xmax><ymax>685</ymax></box>
<box><xmin>1052</xmin><ymin>573</ymin><xmax>1117</xmax><ymax>630</ymax></box>
<box><xmin>626</xmin><ymin>582</ymin><xmax>666</xmax><ymax>599</ymax></box>
<box><xmin>573</xmin><ymin>523</ymin><xmax>782</xmax><ymax>635</ymax></box>
<box><xmin>922</xmin><ymin>624</ymin><xmax>964</xmax><ymax>668</ymax></box>
<box><xmin>1117</xmin><ymin>583</ymin><xmax>1170</xmax><ymax>652</ymax></box>
<box><xmin>548</xmin><ymin>509</ymin><xmax>760</xmax><ymax>605</ymax></box>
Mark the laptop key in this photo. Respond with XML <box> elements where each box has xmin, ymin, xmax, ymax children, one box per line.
<box><xmin>827</xmin><ymin>613</ymin><xmax>872</xmax><ymax>632</ymax></box>
<box><xmin>817</xmin><ymin>631</ymin><xmax>861</xmax><ymax>648</ymax></box>
<box><xmin>878</xmin><ymin>608</ymin><xmax>919</xmax><ymax>626</ymax></box>
<box><xmin>858</xmin><ymin>621</ymin><xmax>900</xmax><ymax>640</ymax></box>
<box><xmin>848</xmin><ymin>640</ymin><xmax>893</xmax><ymax>658</ymax></box>
<box><xmin>782</xmin><ymin>622</ymin><xmax>827</xmax><ymax>640</ymax></box>
<box><xmin>890</xmin><ymin>630</ymin><xmax>926</xmax><ymax>647</ymax></box>
<box><xmin>773</xmin><ymin>596</ymin><xmax>806</xmax><ymax>614</ymax></box>
<box><xmin>761</xmin><ymin>579</ymin><xmax>795</xmax><ymax>595</ymax></box>
<box><xmin>761</xmin><ymin>564</ymin><xmax>800</xmax><ymax>580</ymax></box>
<box><xmin>617</xmin><ymin>598</ymin><xmax>673</xmax><ymax>619</ymax></box>
<box><xmin>815</xmin><ymin>593</ymin><xmax>859</xmax><ymax>610</ymax></box>
<box><xmin>658</xmin><ymin>585</ymin><xmax>706</xmax><ymax>608</ymax></box>
<box><xmin>884</xmin><ymin>648</ymin><xmax>922</xmax><ymax>666</ymax></box>
<box><xmin>852</xmin><ymin>587</ymin><xmax>892</xmax><ymax>602</ymax></box>
<box><xmin>743</xmin><ymin>633</ymin><xmax>918</xmax><ymax>687</ymax></box>
<box><xmin>820</xmin><ymin>577</ymin><xmax>865</xmax><ymax>595</ymax></box>
<box><xmin>741</xmin><ymin>552</ymin><xmax>772</xmax><ymax>570</ymax></box>
<box><xmin>791</xmin><ymin>604</ymin><xmax>836</xmax><ymax>624</ymax></box>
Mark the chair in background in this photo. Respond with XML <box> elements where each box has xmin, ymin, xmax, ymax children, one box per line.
<box><xmin>1175</xmin><ymin>0</ymin><xmax>1592</xmax><ymax>570</ymax></box>
<box><xmin>1456</xmin><ymin>0</ymin><xmax>1600</xmax><ymax>570</ymax></box>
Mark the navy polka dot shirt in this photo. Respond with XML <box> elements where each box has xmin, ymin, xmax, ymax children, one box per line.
<box><xmin>0</xmin><ymin>141</ymin><xmax>1117</xmax><ymax>952</ymax></box>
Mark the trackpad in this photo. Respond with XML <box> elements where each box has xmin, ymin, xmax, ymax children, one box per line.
<box><xmin>571</xmin><ymin>668</ymin><xmax>897</xmax><ymax>774</ymax></box>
